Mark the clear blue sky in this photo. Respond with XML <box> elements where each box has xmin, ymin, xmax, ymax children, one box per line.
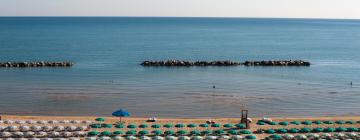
<box><xmin>1</xmin><ymin>0</ymin><xmax>360</xmax><ymax>19</ymax></box>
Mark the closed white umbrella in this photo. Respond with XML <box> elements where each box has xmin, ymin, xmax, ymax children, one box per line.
<box><xmin>283</xmin><ymin>134</ymin><xmax>294</xmax><ymax>140</ymax></box>
<box><xmin>113</xmin><ymin>136</ymin><xmax>125</xmax><ymax>140</ymax></box>
<box><xmin>50</xmin><ymin>131</ymin><xmax>60</xmax><ymax>137</ymax></box>
<box><xmin>321</xmin><ymin>133</ymin><xmax>331</xmax><ymax>138</ymax></box>
<box><xmin>56</xmin><ymin>138</ymin><xmax>67</xmax><ymax>140</ymax></box>
<box><xmin>100</xmin><ymin>136</ymin><xmax>112</xmax><ymax>140</ymax></box>
<box><xmin>4</xmin><ymin>120</ymin><xmax>14</xmax><ymax>124</ymax></box>
<box><xmin>153</xmin><ymin>136</ymin><xmax>165</xmax><ymax>140</ymax></box>
<box><xmin>307</xmin><ymin>134</ymin><xmax>320</xmax><ymax>138</ymax></box>
<box><xmin>43</xmin><ymin>126</ymin><xmax>53</xmax><ymax>131</ymax></box>
<box><xmin>231</xmin><ymin>135</ymin><xmax>244</xmax><ymax>140</ymax></box>
<box><xmin>68</xmin><ymin>138</ymin><xmax>80</xmax><ymax>140</ymax></box>
<box><xmin>5</xmin><ymin>138</ymin><xmax>15</xmax><ymax>140</ymax></box>
<box><xmin>82</xmin><ymin>120</ymin><xmax>92</xmax><ymax>124</ymax></box>
<box><xmin>334</xmin><ymin>133</ymin><xmax>345</xmax><ymax>138</ymax></box>
<box><xmin>26</xmin><ymin>120</ymin><xmax>36</xmax><ymax>124</ymax></box>
<box><xmin>165</xmin><ymin>136</ymin><xmax>177</xmax><ymax>140</ymax></box>
<box><xmin>0</xmin><ymin>120</ymin><xmax>3</xmax><ymax>123</ymax></box>
<box><xmin>17</xmin><ymin>138</ymin><xmax>28</xmax><ymax>140</ymax></box>
<box><xmin>37</xmin><ymin>131</ymin><xmax>48</xmax><ymax>137</ymax></box>
<box><xmin>8</xmin><ymin>125</ymin><xmax>18</xmax><ymax>132</ymax></box>
<box><xmin>347</xmin><ymin>132</ymin><xmax>357</xmax><ymax>137</ymax></box>
<box><xmin>220</xmin><ymin>135</ymin><xmax>230</xmax><ymax>140</ymax></box>
<box><xmin>0</xmin><ymin>126</ymin><xmax>5</xmax><ymax>131</ymax></box>
<box><xmin>37</xmin><ymin>120</ymin><xmax>47</xmax><ymax>124</ymax></box>
<box><xmin>59</xmin><ymin>120</ymin><xmax>70</xmax><ymax>124</ymax></box>
<box><xmin>141</xmin><ymin>136</ymin><xmax>151</xmax><ymax>140</ymax></box>
<box><xmin>205</xmin><ymin>136</ymin><xmax>217</xmax><ymax>140</ymax></box>
<box><xmin>13</xmin><ymin>131</ymin><xmax>24</xmax><ymax>137</ymax></box>
<box><xmin>30</xmin><ymin>138</ymin><xmax>41</xmax><ymax>140</ymax></box>
<box><xmin>178</xmin><ymin>136</ymin><xmax>190</xmax><ymax>140</ymax></box>
<box><xmin>74</xmin><ymin>131</ymin><xmax>86</xmax><ymax>137</ymax></box>
<box><xmin>85</xmin><ymin>137</ymin><xmax>97</xmax><ymax>140</ymax></box>
<box><xmin>31</xmin><ymin>126</ymin><xmax>42</xmax><ymax>132</ymax></box>
<box><xmin>76</xmin><ymin>126</ymin><xmax>88</xmax><ymax>131</ymax></box>
<box><xmin>20</xmin><ymin>125</ymin><xmax>30</xmax><ymax>132</ymax></box>
<box><xmin>16</xmin><ymin>120</ymin><xmax>26</xmax><ymax>124</ymax></box>
<box><xmin>1</xmin><ymin>132</ymin><xmax>12</xmax><ymax>137</ymax></box>
<box><xmin>42</xmin><ymin>138</ymin><xmax>54</xmax><ymax>140</ymax></box>
<box><xmin>191</xmin><ymin>136</ymin><xmax>203</xmax><ymax>140</ymax></box>
<box><xmin>24</xmin><ymin>131</ymin><xmax>35</xmax><ymax>138</ymax></box>
<box><xmin>126</xmin><ymin>136</ymin><xmax>138</xmax><ymax>140</ymax></box>
<box><xmin>295</xmin><ymin>135</ymin><xmax>307</xmax><ymax>140</ymax></box>
<box><xmin>66</xmin><ymin>126</ymin><xmax>77</xmax><ymax>131</ymax></box>
<box><xmin>71</xmin><ymin>120</ymin><xmax>81</xmax><ymax>124</ymax></box>
<box><xmin>62</xmin><ymin>132</ymin><xmax>73</xmax><ymax>137</ymax></box>
<box><xmin>54</xmin><ymin>126</ymin><xmax>65</xmax><ymax>131</ymax></box>
<box><xmin>48</xmin><ymin>120</ymin><xmax>59</xmax><ymax>124</ymax></box>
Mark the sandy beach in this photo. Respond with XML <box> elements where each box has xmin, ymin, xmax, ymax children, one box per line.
<box><xmin>1</xmin><ymin>115</ymin><xmax>360</xmax><ymax>139</ymax></box>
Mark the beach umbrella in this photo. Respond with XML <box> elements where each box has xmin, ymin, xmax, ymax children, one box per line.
<box><xmin>100</xmin><ymin>136</ymin><xmax>112</xmax><ymax>140</ymax></box>
<box><xmin>1</xmin><ymin>132</ymin><xmax>12</xmax><ymax>138</ymax></box>
<box><xmin>101</xmin><ymin>131</ymin><xmax>112</xmax><ymax>136</ymax></box>
<box><xmin>95</xmin><ymin>117</ymin><xmax>106</xmax><ymax>122</ymax></box>
<box><xmin>335</xmin><ymin>120</ymin><xmax>346</xmax><ymax>124</ymax></box>
<box><xmin>313</xmin><ymin>120</ymin><xmax>322</xmax><ymax>124</ymax></box>
<box><xmin>220</xmin><ymin>135</ymin><xmax>230</xmax><ymax>139</ymax></box>
<box><xmin>20</xmin><ymin>125</ymin><xmax>30</xmax><ymax>132</ymax></box>
<box><xmin>204</xmin><ymin>136</ymin><xmax>217</xmax><ymax>140</ymax></box>
<box><xmin>24</xmin><ymin>131</ymin><xmax>35</xmax><ymax>138</ymax></box>
<box><xmin>269</xmin><ymin>134</ymin><xmax>282</xmax><ymax>140</ymax></box>
<box><xmin>141</xmin><ymin>136</ymin><xmax>151</xmax><ymax>140</ymax></box>
<box><xmin>346</xmin><ymin>132</ymin><xmax>357</xmax><ymax>137</ymax></box>
<box><xmin>113</xmin><ymin>130</ymin><xmax>124</xmax><ymax>135</ymax></box>
<box><xmin>210</xmin><ymin>124</ymin><xmax>220</xmax><ymax>127</ymax></box>
<box><xmin>48</xmin><ymin>120</ymin><xmax>59</xmax><ymax>124</ymax></box>
<box><xmin>164</xmin><ymin>124</ymin><xmax>174</xmax><ymax>128</ymax></box>
<box><xmin>312</xmin><ymin>127</ymin><xmax>324</xmax><ymax>133</ymax></box>
<box><xmin>43</xmin><ymin>126</ymin><xmax>54</xmax><ymax>131</ymax></box>
<box><xmin>295</xmin><ymin>134</ymin><xmax>307</xmax><ymax>140</ymax></box>
<box><xmin>307</xmin><ymin>133</ymin><xmax>320</xmax><ymax>139</ymax></box>
<box><xmin>192</xmin><ymin>136</ymin><xmax>203</xmax><ymax>140</ymax></box>
<box><xmin>69</xmin><ymin>138</ymin><xmax>80</xmax><ymax>140</ymax></box>
<box><xmin>265</xmin><ymin>129</ymin><xmax>276</xmax><ymax>134</ymax></box>
<box><xmin>63</xmin><ymin>132</ymin><xmax>73</xmax><ymax>137</ymax></box>
<box><xmin>334</xmin><ymin>133</ymin><xmax>345</xmax><ymax>138</ymax></box>
<box><xmin>239</xmin><ymin>130</ymin><xmax>251</xmax><ymax>134</ymax></box>
<box><xmin>76</xmin><ymin>126</ymin><xmax>88</xmax><ymax>131</ymax></box>
<box><xmin>30</xmin><ymin>125</ymin><xmax>42</xmax><ymax>132</ymax></box>
<box><xmin>201</xmin><ymin>130</ymin><xmax>212</xmax><ymax>135</ymax></box>
<box><xmin>178</xmin><ymin>136</ymin><xmax>190</xmax><ymax>140</ymax></box>
<box><xmin>74</xmin><ymin>131</ymin><xmax>86</xmax><ymax>136</ymax></box>
<box><xmin>165</xmin><ymin>130</ymin><xmax>175</xmax><ymax>135</ymax></box>
<box><xmin>153</xmin><ymin>136</ymin><xmax>165</xmax><ymax>140</ymax></box>
<box><xmin>346</xmin><ymin>127</ymin><xmax>358</xmax><ymax>132</ymax></box>
<box><xmin>37</xmin><ymin>120</ymin><xmax>47</xmax><ymax>124</ymax></box>
<box><xmin>256</xmin><ymin>121</ymin><xmax>265</xmax><ymax>125</ymax></box>
<box><xmin>245</xmin><ymin>135</ymin><xmax>256</xmax><ymax>139</ymax></box>
<box><xmin>231</xmin><ymin>135</ymin><xmax>244</xmax><ymax>140</ymax></box>
<box><xmin>71</xmin><ymin>120</ymin><xmax>81</xmax><ymax>124</ymax></box>
<box><xmin>152</xmin><ymin>124</ymin><xmax>161</xmax><ymax>128</ymax></box>
<box><xmin>279</xmin><ymin>121</ymin><xmax>289</xmax><ymax>126</ymax></box>
<box><xmin>103</xmin><ymin>124</ymin><xmax>113</xmax><ymax>128</ymax></box>
<box><xmin>199</xmin><ymin>124</ymin><xmax>209</xmax><ymax>128</ymax></box>
<box><xmin>324</xmin><ymin>127</ymin><xmax>335</xmax><ymax>132</ymax></box>
<box><xmin>165</xmin><ymin>136</ymin><xmax>177</xmax><ymax>140</ymax></box>
<box><xmin>277</xmin><ymin>128</ymin><xmax>287</xmax><ymax>133</ymax></box>
<box><xmin>187</xmin><ymin>124</ymin><xmax>197</xmax><ymax>128</ymax></box>
<box><xmin>18</xmin><ymin>138</ymin><xmax>29</xmax><ymax>140</ymax></box>
<box><xmin>126</xmin><ymin>136</ymin><xmax>137</xmax><ymax>140</ymax></box>
<box><xmin>288</xmin><ymin>128</ymin><xmax>299</xmax><ymax>133</ymax></box>
<box><xmin>302</xmin><ymin>121</ymin><xmax>312</xmax><ymax>125</ymax></box>
<box><xmin>321</xmin><ymin>133</ymin><xmax>331</xmax><ymax>138</ymax></box>
<box><xmin>113</xmin><ymin>136</ymin><xmax>125</xmax><ymax>140</ymax></box>
<box><xmin>214</xmin><ymin>130</ymin><xmax>225</xmax><ymax>135</ymax></box>
<box><xmin>0</xmin><ymin>126</ymin><xmax>5</xmax><ymax>131</ymax></box>
<box><xmin>177</xmin><ymin>130</ymin><xmax>188</xmax><ymax>135</ymax></box>
<box><xmin>139</xmin><ymin>130</ymin><xmax>149</xmax><ymax>135</ymax></box>
<box><xmin>30</xmin><ymin>138</ymin><xmax>41</xmax><ymax>140</ymax></box>
<box><xmin>88</xmin><ymin>131</ymin><xmax>100</xmax><ymax>136</ymax></box>
<box><xmin>336</xmin><ymin>127</ymin><xmax>347</xmax><ymax>132</ymax></box>
<box><xmin>115</xmin><ymin>124</ymin><xmax>125</xmax><ymax>128</ymax></box>
<box><xmin>223</xmin><ymin>124</ymin><xmax>233</xmax><ymax>128</ymax></box>
<box><xmin>323</xmin><ymin>120</ymin><xmax>334</xmax><ymax>124</ymax></box>
<box><xmin>152</xmin><ymin>130</ymin><xmax>163</xmax><ymax>135</ymax></box>
<box><xmin>175</xmin><ymin>124</ymin><xmax>185</xmax><ymax>128</ymax></box>
<box><xmin>140</xmin><ymin>124</ymin><xmax>149</xmax><ymax>128</ymax></box>
<box><xmin>112</xmin><ymin>109</ymin><xmax>131</xmax><ymax>122</ymax></box>
<box><xmin>300</xmin><ymin>128</ymin><xmax>311</xmax><ymax>133</ymax></box>
<box><xmin>85</xmin><ymin>137</ymin><xmax>97</xmax><ymax>140</ymax></box>
<box><xmin>82</xmin><ymin>120</ymin><xmax>93</xmax><ymax>124</ymax></box>
<box><xmin>227</xmin><ymin>130</ymin><xmax>238</xmax><ymax>135</ymax></box>
<box><xmin>4</xmin><ymin>120</ymin><xmax>14</xmax><ymax>124</ymax></box>
<box><xmin>127</xmin><ymin>124</ymin><xmax>137</xmax><ymax>129</ymax></box>
<box><xmin>283</xmin><ymin>134</ymin><xmax>294</xmax><ymax>140</ymax></box>
<box><xmin>126</xmin><ymin>130</ymin><xmax>137</xmax><ymax>135</ymax></box>
<box><xmin>290</xmin><ymin>121</ymin><xmax>301</xmax><ymax>125</ymax></box>
<box><xmin>54</xmin><ymin>126</ymin><xmax>65</xmax><ymax>131</ymax></box>
<box><xmin>13</xmin><ymin>131</ymin><xmax>24</xmax><ymax>137</ymax></box>
<box><xmin>90</xmin><ymin>124</ymin><xmax>102</xmax><ymax>128</ymax></box>
<box><xmin>190</xmin><ymin>130</ymin><xmax>201</xmax><ymax>136</ymax></box>
<box><xmin>9</xmin><ymin>125</ymin><xmax>19</xmax><ymax>132</ymax></box>
<box><xmin>235</xmin><ymin>124</ymin><xmax>246</xmax><ymax>129</ymax></box>
<box><xmin>66</xmin><ymin>126</ymin><xmax>78</xmax><ymax>131</ymax></box>
<box><xmin>38</xmin><ymin>131</ymin><xmax>48</xmax><ymax>137</ymax></box>
<box><xmin>268</xmin><ymin>122</ymin><xmax>277</xmax><ymax>125</ymax></box>
<box><xmin>16</xmin><ymin>120</ymin><xmax>26</xmax><ymax>124</ymax></box>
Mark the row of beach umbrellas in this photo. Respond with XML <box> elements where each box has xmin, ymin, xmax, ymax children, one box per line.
<box><xmin>0</xmin><ymin>126</ymin><xmax>89</xmax><ymax>132</ymax></box>
<box><xmin>0</xmin><ymin>131</ymin><xmax>87</xmax><ymax>138</ymax></box>
<box><xmin>0</xmin><ymin>120</ymin><xmax>92</xmax><ymax>124</ymax></box>
<box><xmin>266</xmin><ymin>133</ymin><xmax>359</xmax><ymax>140</ymax></box>
<box><xmin>257</xmin><ymin>120</ymin><xmax>360</xmax><ymax>125</ymax></box>
<box><xmin>103</xmin><ymin>124</ymin><xmax>247</xmax><ymax>129</ymax></box>
<box><xmin>85</xmin><ymin>135</ymin><xmax>257</xmax><ymax>140</ymax></box>
<box><xmin>0</xmin><ymin>138</ymin><xmax>80</xmax><ymax>140</ymax></box>
<box><xmin>87</xmin><ymin>129</ymin><xmax>252</xmax><ymax>136</ymax></box>
<box><xmin>262</xmin><ymin>127</ymin><xmax>360</xmax><ymax>134</ymax></box>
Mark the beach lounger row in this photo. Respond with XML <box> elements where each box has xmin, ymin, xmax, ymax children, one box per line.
<box><xmin>0</xmin><ymin>138</ymin><xmax>80</xmax><ymax>140</ymax></box>
<box><xmin>0</xmin><ymin>120</ymin><xmax>92</xmax><ymax>125</ymax></box>
<box><xmin>85</xmin><ymin>135</ymin><xmax>257</xmax><ymax>140</ymax></box>
<box><xmin>257</xmin><ymin>127</ymin><xmax>360</xmax><ymax>134</ymax></box>
<box><xmin>0</xmin><ymin>126</ymin><xmax>89</xmax><ymax>132</ymax></box>
<box><xmin>0</xmin><ymin>131</ymin><xmax>87</xmax><ymax>138</ymax></box>
<box><xmin>101</xmin><ymin>124</ymin><xmax>247</xmax><ymax>129</ymax></box>
<box><xmin>257</xmin><ymin>120</ymin><xmax>360</xmax><ymax>126</ymax></box>
<box><xmin>265</xmin><ymin>133</ymin><xmax>359</xmax><ymax>140</ymax></box>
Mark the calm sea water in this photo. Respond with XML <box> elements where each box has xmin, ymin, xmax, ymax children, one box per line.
<box><xmin>0</xmin><ymin>17</ymin><xmax>359</xmax><ymax>118</ymax></box>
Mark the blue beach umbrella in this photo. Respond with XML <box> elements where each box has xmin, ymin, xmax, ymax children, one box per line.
<box><xmin>112</xmin><ymin>109</ymin><xmax>131</xmax><ymax>122</ymax></box>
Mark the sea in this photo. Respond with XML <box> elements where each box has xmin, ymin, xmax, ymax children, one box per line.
<box><xmin>0</xmin><ymin>17</ymin><xmax>359</xmax><ymax>118</ymax></box>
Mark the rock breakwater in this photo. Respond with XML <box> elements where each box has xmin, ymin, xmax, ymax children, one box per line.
<box><xmin>0</xmin><ymin>61</ymin><xmax>74</xmax><ymax>68</ymax></box>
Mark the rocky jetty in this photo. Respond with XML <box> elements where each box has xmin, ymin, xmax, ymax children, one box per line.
<box><xmin>243</xmin><ymin>60</ymin><xmax>310</xmax><ymax>66</ymax></box>
<box><xmin>141</xmin><ymin>60</ymin><xmax>241</xmax><ymax>66</ymax></box>
<box><xmin>0</xmin><ymin>61</ymin><xmax>74</xmax><ymax>68</ymax></box>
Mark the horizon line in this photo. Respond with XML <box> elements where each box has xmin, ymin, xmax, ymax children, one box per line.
<box><xmin>1</xmin><ymin>16</ymin><xmax>360</xmax><ymax>20</ymax></box>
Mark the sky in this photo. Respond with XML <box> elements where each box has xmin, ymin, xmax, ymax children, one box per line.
<box><xmin>1</xmin><ymin>0</ymin><xmax>360</xmax><ymax>19</ymax></box>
